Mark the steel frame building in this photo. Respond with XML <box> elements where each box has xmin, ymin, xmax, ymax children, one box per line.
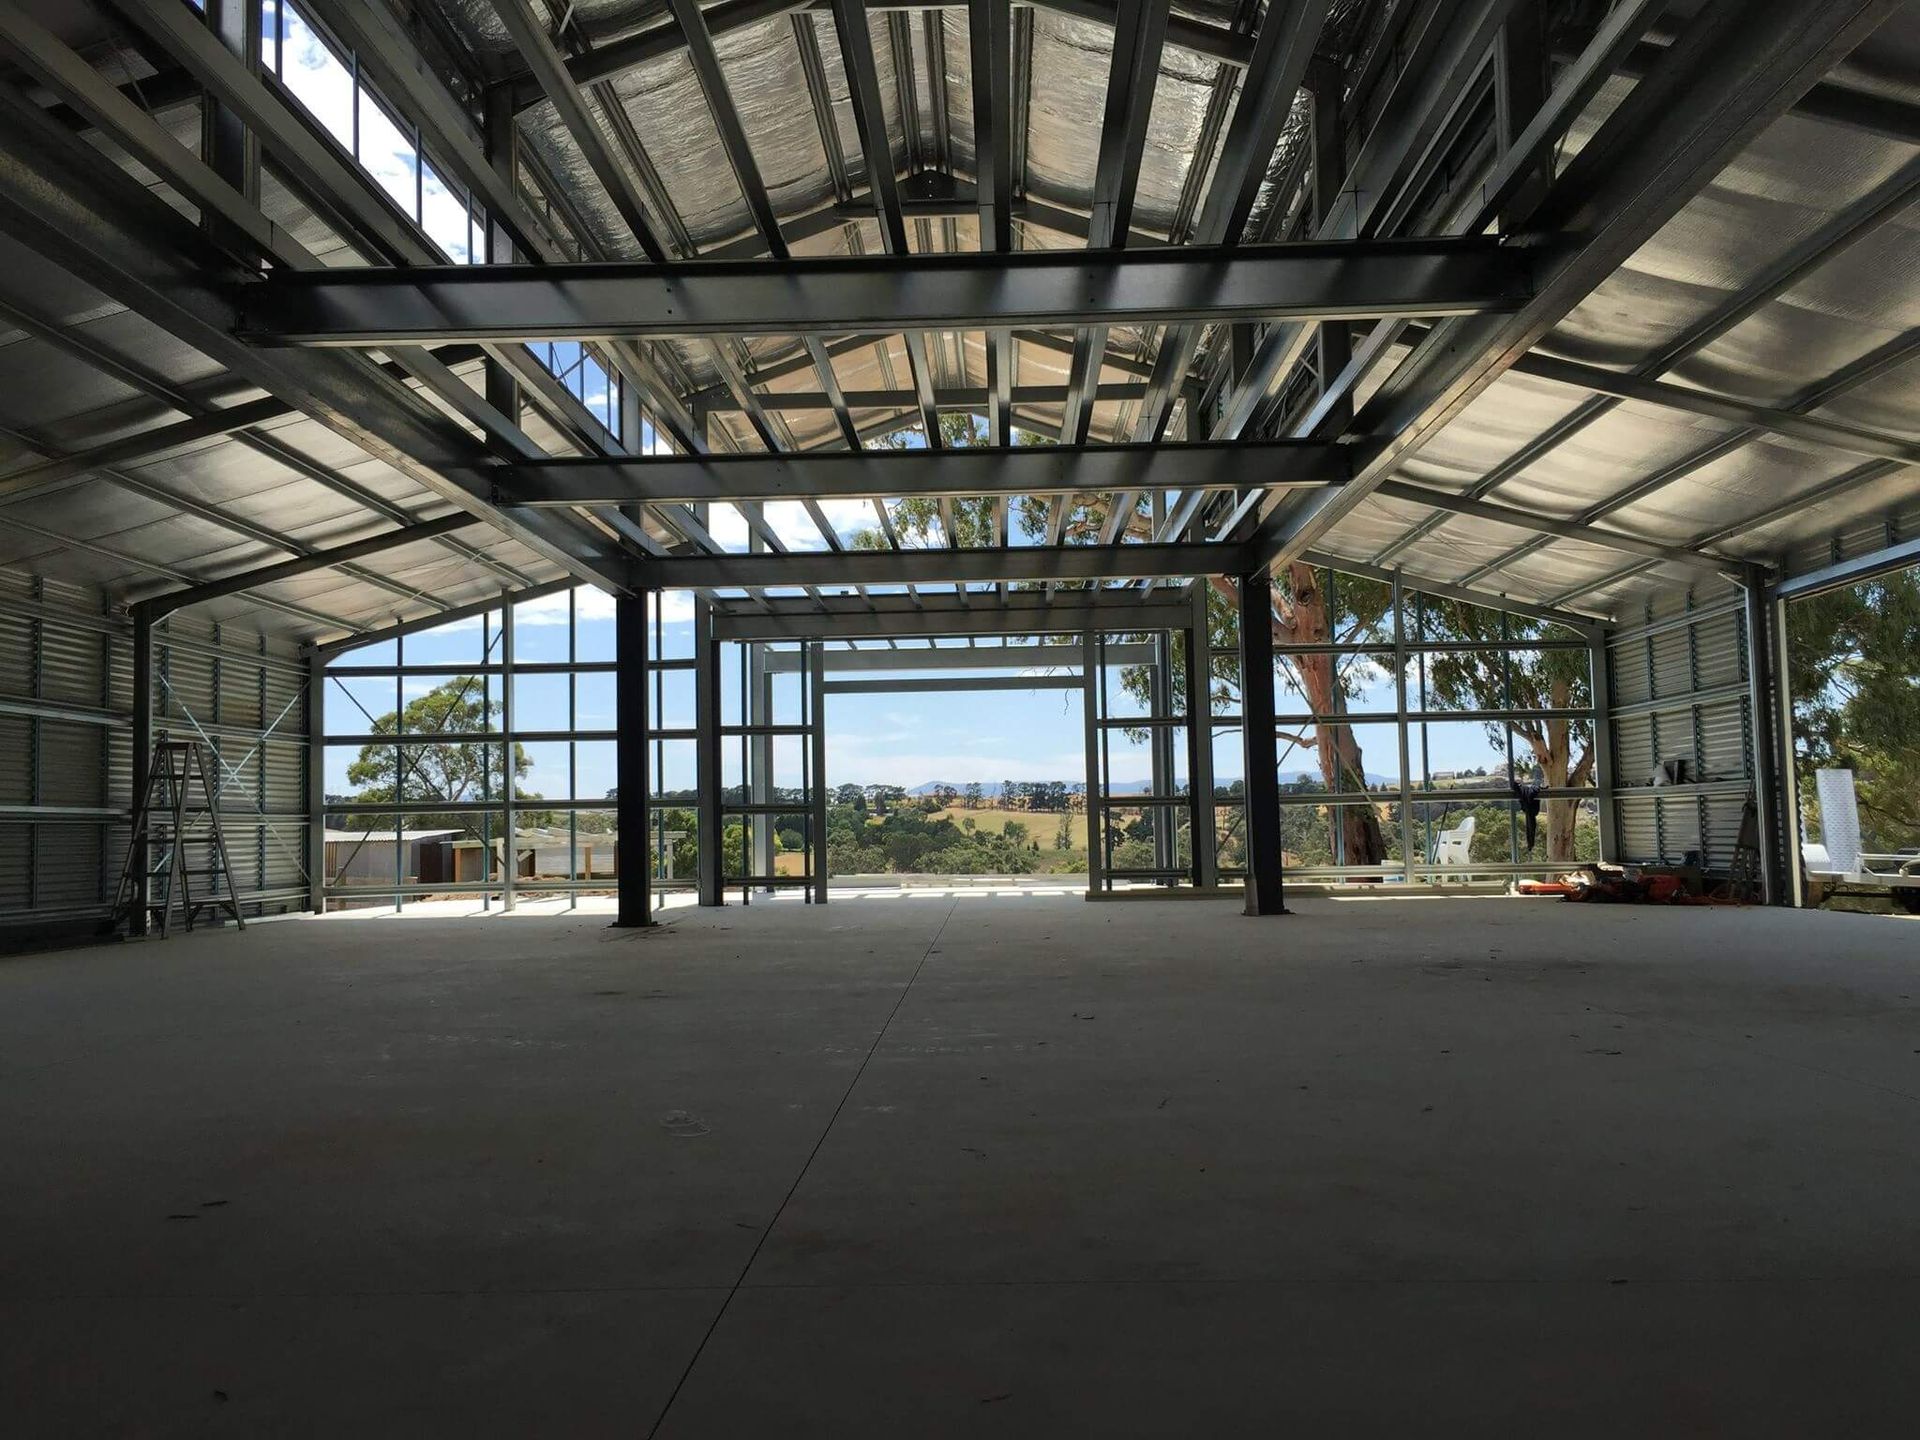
<box><xmin>0</xmin><ymin>0</ymin><xmax>1914</xmax><ymax>929</ymax></box>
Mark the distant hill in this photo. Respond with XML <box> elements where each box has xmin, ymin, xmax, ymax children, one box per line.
<box><xmin>906</xmin><ymin>778</ymin><xmax>1152</xmax><ymax>796</ymax></box>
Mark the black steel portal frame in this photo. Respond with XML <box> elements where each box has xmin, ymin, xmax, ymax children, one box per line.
<box><xmin>5</xmin><ymin>0</ymin><xmax>1879</xmax><ymax>633</ymax></box>
<box><xmin>0</xmin><ymin>0</ymin><xmax>1899</xmax><ymax>925</ymax></box>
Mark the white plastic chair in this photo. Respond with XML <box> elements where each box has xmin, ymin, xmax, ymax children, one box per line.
<box><xmin>1433</xmin><ymin>815</ymin><xmax>1476</xmax><ymax>868</ymax></box>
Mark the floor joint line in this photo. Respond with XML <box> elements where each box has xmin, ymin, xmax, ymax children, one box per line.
<box><xmin>645</xmin><ymin>897</ymin><xmax>960</xmax><ymax>1438</ymax></box>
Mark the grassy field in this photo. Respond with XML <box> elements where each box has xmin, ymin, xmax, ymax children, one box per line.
<box><xmin>929</xmin><ymin>806</ymin><xmax>1088</xmax><ymax>850</ymax></box>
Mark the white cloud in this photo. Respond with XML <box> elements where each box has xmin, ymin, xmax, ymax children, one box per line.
<box><xmin>821</xmin><ymin>745</ymin><xmax>1141</xmax><ymax>788</ymax></box>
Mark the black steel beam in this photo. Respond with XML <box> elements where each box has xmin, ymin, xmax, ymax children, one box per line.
<box><xmin>143</xmin><ymin>514</ymin><xmax>485</xmax><ymax>619</ymax></box>
<box><xmin>235</xmin><ymin>238</ymin><xmax>1535</xmax><ymax>344</ymax></box>
<box><xmin>711</xmin><ymin>592</ymin><xmax>1195</xmax><ymax>640</ymax></box>
<box><xmin>1508</xmin><ymin>350</ymin><xmax>1920</xmax><ymax>466</ymax></box>
<box><xmin>515</xmin><ymin>0</ymin><xmax>1253</xmax><ymax>111</ymax></box>
<box><xmin>0</xmin><ymin>82</ymin><xmax>635</xmax><ymax>595</ymax></box>
<box><xmin>614</xmin><ymin>591</ymin><xmax>653</xmax><ymax>926</ymax></box>
<box><xmin>490</xmin><ymin>440</ymin><xmax>1346</xmax><ymax>507</ymax></box>
<box><xmin>635</xmin><ymin>543</ymin><xmax>1242</xmax><ymax>589</ymax></box>
<box><xmin>1371</xmin><ymin>479</ymin><xmax>1741</xmax><ymax>576</ymax></box>
<box><xmin>1246</xmin><ymin>0</ymin><xmax>1902</xmax><ymax>575</ymax></box>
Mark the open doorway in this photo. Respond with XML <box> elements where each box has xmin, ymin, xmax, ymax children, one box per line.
<box><xmin>821</xmin><ymin>675</ymin><xmax>1089</xmax><ymax>882</ymax></box>
<box><xmin>1785</xmin><ymin>558</ymin><xmax>1920</xmax><ymax>914</ymax></box>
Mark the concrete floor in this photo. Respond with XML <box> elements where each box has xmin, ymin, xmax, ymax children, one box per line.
<box><xmin>3</xmin><ymin>894</ymin><xmax>1918</xmax><ymax>1436</ymax></box>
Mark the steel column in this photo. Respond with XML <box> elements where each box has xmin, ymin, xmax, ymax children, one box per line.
<box><xmin>694</xmin><ymin>598</ymin><xmax>723</xmax><ymax>906</ymax></box>
<box><xmin>306</xmin><ymin>652</ymin><xmax>325</xmax><ymax>913</ymax></box>
<box><xmin>1183</xmin><ymin>578</ymin><xmax>1217</xmax><ymax>888</ymax></box>
<box><xmin>1237</xmin><ymin>573</ymin><xmax>1286</xmax><ymax>915</ymax></box>
<box><xmin>615</xmin><ymin>591</ymin><xmax>654</xmax><ymax>926</ymax></box>
<box><xmin>1081</xmin><ymin>630</ymin><xmax>1104</xmax><ymax>897</ymax></box>
<box><xmin>1742</xmin><ymin>575</ymin><xmax>1788</xmax><ymax>905</ymax></box>
<box><xmin>1589</xmin><ymin>624</ymin><xmax>1621</xmax><ymax>865</ymax></box>
<box><xmin>1768</xmin><ymin>593</ymin><xmax>1807</xmax><ymax>908</ymax></box>
<box><xmin>129</xmin><ymin>601</ymin><xmax>153</xmax><ymax>937</ymax></box>
<box><xmin>1391</xmin><ymin>573</ymin><xmax>1417</xmax><ymax>884</ymax></box>
<box><xmin>749</xmin><ymin>642</ymin><xmax>774</xmax><ymax>891</ymax></box>
<box><xmin>809</xmin><ymin>644</ymin><xmax>829</xmax><ymax>905</ymax></box>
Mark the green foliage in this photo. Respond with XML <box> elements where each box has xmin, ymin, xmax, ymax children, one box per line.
<box><xmin>1789</xmin><ymin>566</ymin><xmax>1920</xmax><ymax>852</ymax></box>
<box><xmin>822</xmin><ymin>801</ymin><xmax>1039</xmax><ymax>876</ymax></box>
<box><xmin>340</xmin><ymin>676</ymin><xmax>536</xmax><ymax>838</ymax></box>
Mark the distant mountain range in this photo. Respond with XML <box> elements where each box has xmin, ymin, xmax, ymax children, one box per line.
<box><xmin>907</xmin><ymin>779</ymin><xmax>1151</xmax><ymax>796</ymax></box>
<box><xmin>908</xmin><ymin>774</ymin><xmax>1398</xmax><ymax>795</ymax></box>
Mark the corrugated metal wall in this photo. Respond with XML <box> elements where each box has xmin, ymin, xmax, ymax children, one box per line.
<box><xmin>1606</xmin><ymin>594</ymin><xmax>1756</xmax><ymax>870</ymax></box>
<box><xmin>0</xmin><ymin>569</ymin><xmax>311</xmax><ymax>923</ymax></box>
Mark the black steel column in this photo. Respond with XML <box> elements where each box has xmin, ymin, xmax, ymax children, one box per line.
<box><xmin>306</xmin><ymin>651</ymin><xmax>325</xmax><ymax>914</ymax></box>
<box><xmin>693</xmin><ymin>596</ymin><xmax>723</xmax><ymax>906</ymax></box>
<box><xmin>614</xmin><ymin>590</ymin><xmax>654</xmax><ymax>927</ymax></box>
<box><xmin>1183</xmin><ymin>585</ymin><xmax>1217</xmax><ymax>889</ymax></box>
<box><xmin>129</xmin><ymin>600</ymin><xmax>153</xmax><ymax>936</ymax></box>
<box><xmin>1237</xmin><ymin>573</ymin><xmax>1287</xmax><ymax>916</ymax></box>
<box><xmin>1742</xmin><ymin>569</ymin><xmax>1789</xmax><ymax>906</ymax></box>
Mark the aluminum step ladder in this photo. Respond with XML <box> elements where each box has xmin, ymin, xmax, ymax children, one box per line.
<box><xmin>111</xmin><ymin>738</ymin><xmax>246</xmax><ymax>938</ymax></box>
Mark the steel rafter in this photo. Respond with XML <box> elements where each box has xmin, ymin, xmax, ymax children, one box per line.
<box><xmin>828</xmin><ymin>0</ymin><xmax>948</xmax><ymax>483</ymax></box>
<box><xmin>0</xmin><ymin>83</ymin><xmax>634</xmax><ymax>593</ymax></box>
<box><xmin>710</xmin><ymin>590</ymin><xmax>1197</xmax><ymax>641</ymax></box>
<box><xmin>1245</xmin><ymin>0</ymin><xmax>1903</xmax><ymax>579</ymax></box>
<box><xmin>516</xmin><ymin>0</ymin><xmax>1255</xmax><ymax>110</ymax></box>
<box><xmin>1126</xmin><ymin>0</ymin><xmax>1330</xmax><ymax>449</ymax></box>
<box><xmin>1370</xmin><ymin>479</ymin><xmax>1744</xmax><ymax>579</ymax></box>
<box><xmin>1506</xmin><ymin>350</ymin><xmax>1920</xmax><ymax>468</ymax></box>
<box><xmin>1370</xmin><ymin>149</ymin><xmax>1920</xmax><ymax>569</ymax></box>
<box><xmin>488</xmin><ymin>439</ymin><xmax>1346</xmax><ymax>507</ymax></box>
<box><xmin>1454</xmin><ymin>324</ymin><xmax>1920</xmax><ymax>594</ymax></box>
<box><xmin>1059</xmin><ymin>0</ymin><xmax>1168</xmax><ymax>453</ymax></box>
<box><xmin>634</xmin><ymin>542</ymin><xmax>1241</xmax><ymax>589</ymax></box>
<box><xmin>140</xmin><ymin>515</ymin><xmax>484</xmax><ymax>620</ymax></box>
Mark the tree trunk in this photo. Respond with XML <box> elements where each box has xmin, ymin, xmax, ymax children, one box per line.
<box><xmin>1539</xmin><ymin>676</ymin><xmax>1581</xmax><ymax>862</ymax></box>
<box><xmin>1284</xmin><ymin>563</ymin><xmax>1388</xmax><ymax>866</ymax></box>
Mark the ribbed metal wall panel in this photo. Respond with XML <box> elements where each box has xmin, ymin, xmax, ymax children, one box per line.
<box><xmin>1606</xmin><ymin>597</ymin><xmax>1756</xmax><ymax>871</ymax></box>
<box><xmin>0</xmin><ymin>571</ymin><xmax>312</xmax><ymax>922</ymax></box>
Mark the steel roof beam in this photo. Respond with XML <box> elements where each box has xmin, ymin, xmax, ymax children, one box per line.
<box><xmin>1128</xmin><ymin>0</ymin><xmax>1330</xmax><ymax>447</ymax></box>
<box><xmin>694</xmin><ymin>383</ymin><xmax>1151</xmax><ymax>411</ymax></box>
<box><xmin>0</xmin><ymin>84</ymin><xmax>634</xmax><ymax>594</ymax></box>
<box><xmin>664</xmin><ymin>0</ymin><xmax>851</xmax><ymax>562</ymax></box>
<box><xmin>1507</xmin><ymin>351</ymin><xmax>1920</xmax><ymax>467</ymax></box>
<box><xmin>711</xmin><ymin>591</ymin><xmax>1197</xmax><ymax>640</ymax></box>
<box><xmin>828</xmin><ymin>0</ymin><xmax>948</xmax><ymax>538</ymax></box>
<box><xmin>1061</xmin><ymin>0</ymin><xmax>1169</xmax><ymax>450</ymax></box>
<box><xmin>1369</xmin><ymin>147</ymin><xmax>1920</xmax><ymax>568</ymax></box>
<box><xmin>760</xmin><ymin>640</ymin><xmax>1156</xmax><ymax>671</ymax></box>
<box><xmin>1247</xmin><ymin>0</ymin><xmax>1903</xmax><ymax>576</ymax></box>
<box><xmin>1298</xmin><ymin>551</ymin><xmax>1608</xmax><ymax>632</ymax></box>
<box><xmin>142</xmin><ymin>514</ymin><xmax>484</xmax><ymax>620</ymax></box>
<box><xmin>1594</xmin><ymin>35</ymin><xmax>1920</xmax><ymax>146</ymax></box>
<box><xmin>969</xmin><ymin>0</ymin><xmax>1013</xmax><ymax>460</ymax></box>
<box><xmin>0</xmin><ymin>395</ymin><xmax>287</xmax><ymax>498</ymax></box>
<box><xmin>635</xmin><ymin>542</ymin><xmax>1241</xmax><ymax>589</ymax></box>
<box><xmin>1452</xmin><ymin>325</ymin><xmax>1920</xmax><ymax>592</ymax></box>
<box><xmin>237</xmin><ymin>237</ymin><xmax>1535</xmax><ymax>345</ymax></box>
<box><xmin>516</xmin><ymin>1</ymin><xmax>1252</xmax><ymax>111</ymax></box>
<box><xmin>489</xmin><ymin>440</ymin><xmax>1346</xmax><ymax>507</ymax></box>
<box><xmin>1371</xmin><ymin>479</ymin><xmax>1743</xmax><ymax>578</ymax></box>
